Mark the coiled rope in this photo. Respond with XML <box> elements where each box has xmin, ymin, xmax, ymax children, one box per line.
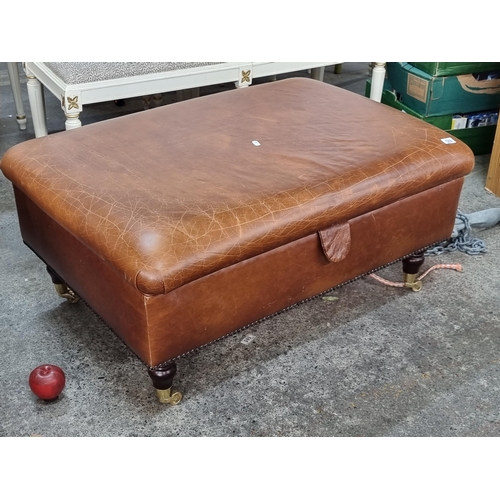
<box><xmin>369</xmin><ymin>208</ymin><xmax>500</xmax><ymax>287</ymax></box>
<box><xmin>369</xmin><ymin>263</ymin><xmax>463</xmax><ymax>288</ymax></box>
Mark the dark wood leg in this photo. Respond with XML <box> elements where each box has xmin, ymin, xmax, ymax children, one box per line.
<box><xmin>402</xmin><ymin>252</ymin><xmax>425</xmax><ymax>292</ymax></box>
<box><xmin>148</xmin><ymin>362</ymin><xmax>182</xmax><ymax>404</ymax></box>
<box><xmin>46</xmin><ymin>265</ymin><xmax>79</xmax><ymax>303</ymax></box>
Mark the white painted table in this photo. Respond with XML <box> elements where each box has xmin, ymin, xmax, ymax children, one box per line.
<box><xmin>23</xmin><ymin>62</ymin><xmax>341</xmax><ymax>138</ymax></box>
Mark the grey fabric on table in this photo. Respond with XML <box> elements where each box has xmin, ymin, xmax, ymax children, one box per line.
<box><xmin>44</xmin><ymin>62</ymin><xmax>223</xmax><ymax>85</ymax></box>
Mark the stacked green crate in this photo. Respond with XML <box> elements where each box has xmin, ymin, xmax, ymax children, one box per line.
<box><xmin>369</xmin><ymin>62</ymin><xmax>500</xmax><ymax>154</ymax></box>
<box><xmin>365</xmin><ymin>80</ymin><xmax>497</xmax><ymax>155</ymax></box>
<box><xmin>409</xmin><ymin>63</ymin><xmax>500</xmax><ymax>78</ymax></box>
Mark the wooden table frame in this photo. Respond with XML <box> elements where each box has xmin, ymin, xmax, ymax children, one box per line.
<box><xmin>23</xmin><ymin>62</ymin><xmax>340</xmax><ymax>138</ymax></box>
<box><xmin>9</xmin><ymin>62</ymin><xmax>387</xmax><ymax>137</ymax></box>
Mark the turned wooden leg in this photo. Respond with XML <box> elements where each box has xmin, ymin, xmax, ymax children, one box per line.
<box><xmin>311</xmin><ymin>66</ymin><xmax>325</xmax><ymax>81</ymax></box>
<box><xmin>402</xmin><ymin>252</ymin><xmax>425</xmax><ymax>292</ymax></box>
<box><xmin>369</xmin><ymin>62</ymin><xmax>386</xmax><ymax>102</ymax></box>
<box><xmin>46</xmin><ymin>265</ymin><xmax>79</xmax><ymax>303</ymax></box>
<box><xmin>142</xmin><ymin>95</ymin><xmax>152</xmax><ymax>110</ymax></box>
<box><xmin>143</xmin><ymin>93</ymin><xmax>165</xmax><ymax>109</ymax></box>
<box><xmin>152</xmin><ymin>93</ymin><xmax>164</xmax><ymax>107</ymax></box>
<box><xmin>7</xmin><ymin>62</ymin><xmax>27</xmax><ymax>131</ymax></box>
<box><xmin>61</xmin><ymin>92</ymin><xmax>82</xmax><ymax>130</ymax></box>
<box><xmin>148</xmin><ymin>362</ymin><xmax>182</xmax><ymax>404</ymax></box>
<box><xmin>64</xmin><ymin>112</ymin><xmax>82</xmax><ymax>130</ymax></box>
<box><xmin>25</xmin><ymin>69</ymin><xmax>48</xmax><ymax>137</ymax></box>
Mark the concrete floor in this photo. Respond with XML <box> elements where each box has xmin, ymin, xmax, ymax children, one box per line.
<box><xmin>1</xmin><ymin>62</ymin><xmax>500</xmax><ymax>437</ymax></box>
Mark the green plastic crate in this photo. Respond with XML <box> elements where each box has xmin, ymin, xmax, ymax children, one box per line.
<box><xmin>365</xmin><ymin>79</ymin><xmax>497</xmax><ymax>155</ymax></box>
<box><xmin>386</xmin><ymin>62</ymin><xmax>500</xmax><ymax>117</ymax></box>
<box><xmin>409</xmin><ymin>62</ymin><xmax>500</xmax><ymax>77</ymax></box>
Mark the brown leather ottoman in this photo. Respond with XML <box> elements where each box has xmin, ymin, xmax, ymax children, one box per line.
<box><xmin>0</xmin><ymin>78</ymin><xmax>474</xmax><ymax>404</ymax></box>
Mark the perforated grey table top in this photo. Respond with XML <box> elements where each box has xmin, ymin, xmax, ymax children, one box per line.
<box><xmin>44</xmin><ymin>62</ymin><xmax>223</xmax><ymax>85</ymax></box>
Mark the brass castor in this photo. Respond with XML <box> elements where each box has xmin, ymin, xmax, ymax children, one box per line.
<box><xmin>154</xmin><ymin>386</ymin><xmax>183</xmax><ymax>405</ymax></box>
<box><xmin>403</xmin><ymin>274</ymin><xmax>423</xmax><ymax>292</ymax></box>
<box><xmin>53</xmin><ymin>283</ymin><xmax>80</xmax><ymax>303</ymax></box>
<box><xmin>402</xmin><ymin>252</ymin><xmax>425</xmax><ymax>292</ymax></box>
<box><xmin>148</xmin><ymin>363</ymin><xmax>183</xmax><ymax>405</ymax></box>
<box><xmin>46</xmin><ymin>265</ymin><xmax>80</xmax><ymax>303</ymax></box>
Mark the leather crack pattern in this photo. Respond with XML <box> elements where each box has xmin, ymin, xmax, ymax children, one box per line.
<box><xmin>0</xmin><ymin>78</ymin><xmax>475</xmax><ymax>295</ymax></box>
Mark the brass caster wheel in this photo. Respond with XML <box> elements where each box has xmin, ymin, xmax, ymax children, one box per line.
<box><xmin>155</xmin><ymin>387</ymin><xmax>183</xmax><ymax>405</ymax></box>
<box><xmin>409</xmin><ymin>280</ymin><xmax>423</xmax><ymax>292</ymax></box>
<box><xmin>148</xmin><ymin>362</ymin><xmax>182</xmax><ymax>405</ymax></box>
<box><xmin>403</xmin><ymin>274</ymin><xmax>422</xmax><ymax>292</ymax></box>
<box><xmin>46</xmin><ymin>266</ymin><xmax>79</xmax><ymax>303</ymax></box>
<box><xmin>54</xmin><ymin>283</ymin><xmax>80</xmax><ymax>303</ymax></box>
<box><xmin>402</xmin><ymin>253</ymin><xmax>424</xmax><ymax>293</ymax></box>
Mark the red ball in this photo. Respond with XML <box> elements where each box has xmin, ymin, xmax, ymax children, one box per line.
<box><xmin>29</xmin><ymin>365</ymin><xmax>66</xmax><ymax>402</ymax></box>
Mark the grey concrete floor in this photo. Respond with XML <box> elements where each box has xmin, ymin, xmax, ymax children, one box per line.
<box><xmin>1</xmin><ymin>62</ymin><xmax>500</xmax><ymax>437</ymax></box>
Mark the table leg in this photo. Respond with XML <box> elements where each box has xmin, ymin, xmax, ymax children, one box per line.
<box><xmin>61</xmin><ymin>92</ymin><xmax>83</xmax><ymax>130</ymax></box>
<box><xmin>64</xmin><ymin>113</ymin><xmax>82</xmax><ymax>130</ymax></box>
<box><xmin>25</xmin><ymin>68</ymin><xmax>48</xmax><ymax>137</ymax></box>
<box><xmin>311</xmin><ymin>66</ymin><xmax>325</xmax><ymax>81</ymax></box>
<box><xmin>369</xmin><ymin>62</ymin><xmax>386</xmax><ymax>102</ymax></box>
<box><xmin>152</xmin><ymin>93</ymin><xmax>164</xmax><ymax>107</ymax></box>
<box><xmin>6</xmin><ymin>62</ymin><xmax>27</xmax><ymax>131</ymax></box>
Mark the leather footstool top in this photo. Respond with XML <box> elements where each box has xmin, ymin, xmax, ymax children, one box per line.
<box><xmin>1</xmin><ymin>78</ymin><xmax>474</xmax><ymax>295</ymax></box>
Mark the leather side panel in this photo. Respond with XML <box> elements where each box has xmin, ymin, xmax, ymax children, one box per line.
<box><xmin>13</xmin><ymin>178</ymin><xmax>463</xmax><ymax>367</ymax></box>
<box><xmin>145</xmin><ymin>178</ymin><xmax>464</xmax><ymax>365</ymax></box>
<box><xmin>12</xmin><ymin>187</ymin><xmax>152</xmax><ymax>364</ymax></box>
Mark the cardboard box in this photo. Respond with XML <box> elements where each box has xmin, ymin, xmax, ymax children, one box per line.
<box><xmin>365</xmin><ymin>80</ymin><xmax>497</xmax><ymax>155</ymax></box>
<box><xmin>409</xmin><ymin>62</ymin><xmax>500</xmax><ymax>77</ymax></box>
<box><xmin>465</xmin><ymin>110</ymin><xmax>498</xmax><ymax>128</ymax></box>
<box><xmin>451</xmin><ymin>110</ymin><xmax>498</xmax><ymax>129</ymax></box>
<box><xmin>451</xmin><ymin>115</ymin><xmax>468</xmax><ymax>129</ymax></box>
<box><xmin>386</xmin><ymin>62</ymin><xmax>500</xmax><ymax>117</ymax></box>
